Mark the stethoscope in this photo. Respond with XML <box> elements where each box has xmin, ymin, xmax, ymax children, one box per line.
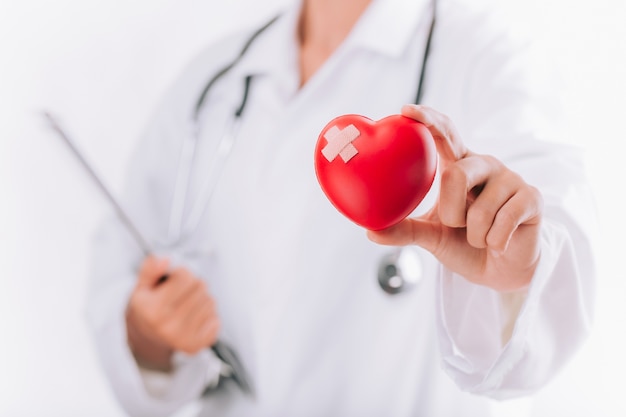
<box><xmin>165</xmin><ymin>0</ymin><xmax>437</xmax><ymax>295</ymax></box>
<box><xmin>44</xmin><ymin>0</ymin><xmax>437</xmax><ymax>399</ymax></box>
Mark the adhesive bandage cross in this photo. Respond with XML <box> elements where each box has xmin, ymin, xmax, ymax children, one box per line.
<box><xmin>321</xmin><ymin>124</ymin><xmax>361</xmax><ymax>163</ymax></box>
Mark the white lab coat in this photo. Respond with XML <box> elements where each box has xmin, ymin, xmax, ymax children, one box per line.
<box><xmin>86</xmin><ymin>0</ymin><xmax>597</xmax><ymax>416</ymax></box>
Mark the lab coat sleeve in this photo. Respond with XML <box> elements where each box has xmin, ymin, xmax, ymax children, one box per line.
<box><xmin>432</xmin><ymin>2</ymin><xmax>597</xmax><ymax>399</ymax></box>
<box><xmin>83</xmin><ymin>32</ymin><xmax>248</xmax><ymax>416</ymax></box>
<box><xmin>85</xmin><ymin>221</ymin><xmax>219</xmax><ymax>416</ymax></box>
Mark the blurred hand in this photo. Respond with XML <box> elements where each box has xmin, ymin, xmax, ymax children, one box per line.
<box><xmin>126</xmin><ymin>257</ymin><xmax>220</xmax><ymax>371</ymax></box>
<box><xmin>368</xmin><ymin>105</ymin><xmax>543</xmax><ymax>292</ymax></box>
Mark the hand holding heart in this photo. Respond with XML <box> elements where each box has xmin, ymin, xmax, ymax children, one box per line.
<box><xmin>369</xmin><ymin>105</ymin><xmax>543</xmax><ymax>292</ymax></box>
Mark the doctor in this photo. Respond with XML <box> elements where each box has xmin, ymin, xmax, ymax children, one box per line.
<box><xmin>86</xmin><ymin>0</ymin><xmax>596</xmax><ymax>416</ymax></box>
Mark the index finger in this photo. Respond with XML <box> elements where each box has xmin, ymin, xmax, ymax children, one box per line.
<box><xmin>138</xmin><ymin>256</ymin><xmax>170</xmax><ymax>288</ymax></box>
<box><xmin>401</xmin><ymin>104</ymin><xmax>469</xmax><ymax>162</ymax></box>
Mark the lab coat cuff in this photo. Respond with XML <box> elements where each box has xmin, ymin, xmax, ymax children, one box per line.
<box><xmin>435</xmin><ymin>220</ymin><xmax>562</xmax><ymax>396</ymax></box>
<box><xmin>137</xmin><ymin>350</ymin><xmax>224</xmax><ymax>399</ymax></box>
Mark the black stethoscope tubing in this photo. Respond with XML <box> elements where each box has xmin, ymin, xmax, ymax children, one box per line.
<box><xmin>194</xmin><ymin>0</ymin><xmax>436</xmax><ymax>122</ymax></box>
<box><xmin>187</xmin><ymin>1</ymin><xmax>437</xmax><ymax>296</ymax></box>
<box><xmin>193</xmin><ymin>14</ymin><xmax>280</xmax><ymax>124</ymax></box>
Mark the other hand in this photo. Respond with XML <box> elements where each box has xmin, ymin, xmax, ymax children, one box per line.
<box><xmin>126</xmin><ymin>257</ymin><xmax>220</xmax><ymax>370</ymax></box>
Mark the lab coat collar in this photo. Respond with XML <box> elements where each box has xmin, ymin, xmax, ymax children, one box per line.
<box><xmin>348</xmin><ymin>0</ymin><xmax>433</xmax><ymax>58</ymax></box>
<box><xmin>235</xmin><ymin>0</ymin><xmax>432</xmax><ymax>81</ymax></box>
<box><xmin>231</xmin><ymin>3</ymin><xmax>301</xmax><ymax>96</ymax></box>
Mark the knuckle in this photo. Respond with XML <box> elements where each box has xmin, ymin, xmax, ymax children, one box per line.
<box><xmin>439</xmin><ymin>165</ymin><xmax>468</xmax><ymax>227</ymax></box>
<box><xmin>496</xmin><ymin>206</ymin><xmax>520</xmax><ymax>230</ymax></box>
<box><xmin>526</xmin><ymin>185</ymin><xmax>544</xmax><ymax>208</ymax></box>
<box><xmin>168</xmin><ymin>267</ymin><xmax>184</xmax><ymax>278</ymax></box>
<box><xmin>498</xmin><ymin>165</ymin><xmax>524</xmax><ymax>185</ymax></box>
<box><xmin>466</xmin><ymin>232</ymin><xmax>484</xmax><ymax>250</ymax></box>
<box><xmin>138</xmin><ymin>303</ymin><xmax>162</xmax><ymax>326</ymax></box>
<box><xmin>466</xmin><ymin>207</ymin><xmax>491</xmax><ymax>248</ymax></box>
<box><xmin>157</xmin><ymin>321</ymin><xmax>180</xmax><ymax>343</ymax></box>
<box><xmin>483</xmin><ymin>154</ymin><xmax>501</xmax><ymax>168</ymax></box>
<box><xmin>466</xmin><ymin>228</ymin><xmax>486</xmax><ymax>249</ymax></box>
<box><xmin>203</xmin><ymin>302</ymin><xmax>218</xmax><ymax>318</ymax></box>
<box><xmin>485</xmin><ymin>228</ymin><xmax>507</xmax><ymax>252</ymax></box>
<box><xmin>441</xmin><ymin>163</ymin><xmax>467</xmax><ymax>187</ymax></box>
<box><xmin>436</xmin><ymin>111</ymin><xmax>452</xmax><ymax>130</ymax></box>
<box><xmin>194</xmin><ymin>279</ymin><xmax>207</xmax><ymax>292</ymax></box>
<box><xmin>143</xmin><ymin>310</ymin><xmax>160</xmax><ymax>327</ymax></box>
<box><xmin>478</xmin><ymin>154</ymin><xmax>505</xmax><ymax>172</ymax></box>
<box><xmin>467</xmin><ymin>203</ymin><xmax>492</xmax><ymax>227</ymax></box>
<box><xmin>485</xmin><ymin>235</ymin><xmax>504</xmax><ymax>251</ymax></box>
<box><xmin>486</xmin><ymin>207</ymin><xmax>519</xmax><ymax>250</ymax></box>
<box><xmin>439</xmin><ymin>207</ymin><xmax>466</xmax><ymax>228</ymax></box>
<box><xmin>171</xmin><ymin>267</ymin><xmax>193</xmax><ymax>283</ymax></box>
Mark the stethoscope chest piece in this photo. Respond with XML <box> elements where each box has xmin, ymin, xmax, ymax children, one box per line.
<box><xmin>378</xmin><ymin>247</ymin><xmax>423</xmax><ymax>295</ymax></box>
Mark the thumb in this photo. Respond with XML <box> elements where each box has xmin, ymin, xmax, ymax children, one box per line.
<box><xmin>137</xmin><ymin>256</ymin><xmax>170</xmax><ymax>288</ymax></box>
<box><xmin>367</xmin><ymin>218</ymin><xmax>442</xmax><ymax>255</ymax></box>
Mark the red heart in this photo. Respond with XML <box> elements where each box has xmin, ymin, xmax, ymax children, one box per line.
<box><xmin>314</xmin><ymin>114</ymin><xmax>437</xmax><ymax>230</ymax></box>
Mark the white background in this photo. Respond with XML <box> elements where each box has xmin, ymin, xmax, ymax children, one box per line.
<box><xmin>1</xmin><ymin>0</ymin><xmax>625</xmax><ymax>416</ymax></box>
